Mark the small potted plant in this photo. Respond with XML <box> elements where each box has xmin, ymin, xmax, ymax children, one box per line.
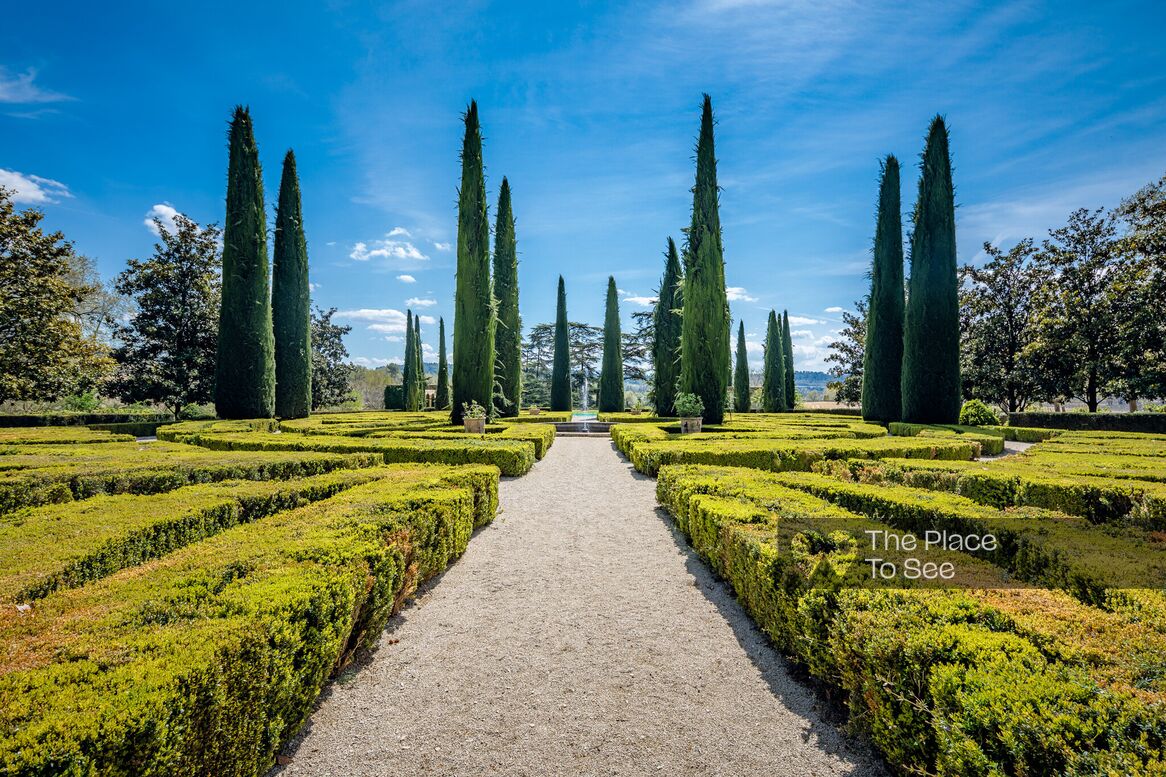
<box><xmin>675</xmin><ymin>392</ymin><xmax>704</xmax><ymax>434</ymax></box>
<box><xmin>629</xmin><ymin>400</ymin><xmax>643</xmax><ymax>416</ymax></box>
<box><xmin>462</xmin><ymin>401</ymin><xmax>487</xmax><ymax>433</ymax></box>
<box><xmin>529</xmin><ymin>405</ymin><xmax>541</xmax><ymax>416</ymax></box>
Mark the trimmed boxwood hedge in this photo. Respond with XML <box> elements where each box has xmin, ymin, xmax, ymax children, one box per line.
<box><xmin>0</xmin><ymin>427</ymin><xmax>136</xmax><ymax>445</ymax></box>
<box><xmin>1009</xmin><ymin>411</ymin><xmax>1166</xmax><ymax>433</ymax></box>
<box><xmin>0</xmin><ymin>412</ymin><xmax>174</xmax><ymax>428</ymax></box>
<box><xmin>86</xmin><ymin>420</ymin><xmax>168</xmax><ymax>437</ymax></box>
<box><xmin>0</xmin><ymin>466</ymin><xmax>498</xmax><ymax>777</ymax></box>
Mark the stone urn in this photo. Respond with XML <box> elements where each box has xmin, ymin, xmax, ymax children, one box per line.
<box><xmin>529</xmin><ymin>407</ymin><xmax>541</xmax><ymax>416</ymax></box>
<box><xmin>629</xmin><ymin>408</ymin><xmax>641</xmax><ymax>415</ymax></box>
<box><xmin>679</xmin><ymin>417</ymin><xmax>703</xmax><ymax>434</ymax></box>
<box><xmin>464</xmin><ymin>417</ymin><xmax>486</xmax><ymax>434</ymax></box>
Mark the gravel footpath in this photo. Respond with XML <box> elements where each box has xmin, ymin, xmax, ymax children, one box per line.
<box><xmin>276</xmin><ymin>437</ymin><xmax>885</xmax><ymax>776</ymax></box>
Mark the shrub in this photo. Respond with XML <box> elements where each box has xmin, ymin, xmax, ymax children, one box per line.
<box><xmin>0</xmin><ymin>412</ymin><xmax>174</xmax><ymax>427</ymax></box>
<box><xmin>959</xmin><ymin>399</ymin><xmax>998</xmax><ymax>426</ymax></box>
<box><xmin>674</xmin><ymin>392</ymin><xmax>704</xmax><ymax>418</ymax></box>
<box><xmin>1008</xmin><ymin>412</ymin><xmax>1166</xmax><ymax>433</ymax></box>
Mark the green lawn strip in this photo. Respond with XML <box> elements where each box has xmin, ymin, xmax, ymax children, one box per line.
<box><xmin>655</xmin><ymin>464</ymin><xmax>1166</xmax><ymax>775</ymax></box>
<box><xmin>0</xmin><ymin>428</ymin><xmax>136</xmax><ymax>445</ymax></box>
<box><xmin>184</xmin><ymin>431</ymin><xmax>536</xmax><ymax>476</ymax></box>
<box><xmin>0</xmin><ymin>467</ymin><xmax>394</xmax><ymax>602</ymax></box>
<box><xmin>0</xmin><ymin>466</ymin><xmax>498</xmax><ymax>777</ymax></box>
<box><xmin>771</xmin><ymin>471</ymin><xmax>1166</xmax><ymax>604</ymax></box>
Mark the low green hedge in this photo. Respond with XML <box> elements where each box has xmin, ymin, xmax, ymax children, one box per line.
<box><xmin>1009</xmin><ymin>411</ymin><xmax>1166</xmax><ymax>433</ymax></box>
<box><xmin>86</xmin><ymin>420</ymin><xmax>167</xmax><ymax>437</ymax></box>
<box><xmin>888</xmin><ymin>422</ymin><xmax>1058</xmax><ymax>445</ymax></box>
<box><xmin>0</xmin><ymin>427</ymin><xmax>136</xmax><ymax>445</ymax></box>
<box><xmin>0</xmin><ymin>412</ymin><xmax>174</xmax><ymax>428</ymax></box>
<box><xmin>0</xmin><ymin>466</ymin><xmax>498</xmax><ymax>776</ymax></box>
<box><xmin>596</xmin><ymin>412</ymin><xmax>675</xmax><ymax>423</ymax></box>
<box><xmin>0</xmin><ymin>468</ymin><xmax>390</xmax><ymax>602</ymax></box>
<box><xmin>156</xmin><ymin>418</ymin><xmax>281</xmax><ymax>442</ymax></box>
<box><xmin>498</xmin><ymin>412</ymin><xmax>572</xmax><ymax>424</ymax></box>
<box><xmin>885</xmin><ymin>424</ymin><xmax>1006</xmax><ymax>455</ymax></box>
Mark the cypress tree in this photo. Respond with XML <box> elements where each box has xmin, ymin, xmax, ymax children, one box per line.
<box><xmin>272</xmin><ymin>149</ymin><xmax>312</xmax><ymax>419</ymax></box>
<box><xmin>761</xmin><ymin>310</ymin><xmax>787</xmax><ymax>412</ymax></box>
<box><xmin>414</xmin><ymin>315</ymin><xmax>425</xmax><ymax>408</ymax></box>
<box><xmin>436</xmin><ymin>317</ymin><xmax>450</xmax><ymax>410</ymax></box>
<box><xmin>679</xmin><ymin>95</ymin><xmax>730</xmax><ymax>424</ymax></box>
<box><xmin>215</xmin><ymin>106</ymin><xmax>275</xmax><ymax>419</ymax></box>
<box><xmin>551</xmin><ymin>276</ymin><xmax>571</xmax><ymax>411</ymax></box>
<box><xmin>782</xmin><ymin>310</ymin><xmax>795</xmax><ymax>410</ymax></box>
<box><xmin>598</xmin><ymin>276</ymin><xmax>624</xmax><ymax>412</ymax></box>
<box><xmin>493</xmin><ymin>177</ymin><xmax>521</xmax><ymax>417</ymax></box>
<box><xmin>902</xmin><ymin>116</ymin><xmax>961</xmax><ymax>424</ymax></box>
<box><xmin>451</xmin><ymin>100</ymin><xmax>495</xmax><ymax>424</ymax></box>
<box><xmin>403</xmin><ymin>309</ymin><xmax>417</xmax><ymax>411</ymax></box>
<box><xmin>862</xmin><ymin>155</ymin><xmax>905</xmax><ymax>423</ymax></box>
<box><xmin>653</xmin><ymin>237</ymin><xmax>683</xmax><ymax>417</ymax></box>
<box><xmin>733</xmin><ymin>321</ymin><xmax>750</xmax><ymax>412</ymax></box>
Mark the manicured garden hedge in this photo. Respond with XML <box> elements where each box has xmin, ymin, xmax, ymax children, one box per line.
<box><xmin>0</xmin><ymin>412</ymin><xmax>174</xmax><ymax>428</ymax></box>
<box><xmin>1009</xmin><ymin>411</ymin><xmax>1166</xmax><ymax>433</ymax></box>
<box><xmin>888</xmin><ymin>421</ymin><xmax>1058</xmax><ymax>444</ymax></box>
<box><xmin>86</xmin><ymin>420</ymin><xmax>168</xmax><ymax>437</ymax></box>
<box><xmin>0</xmin><ymin>466</ymin><xmax>498</xmax><ymax>776</ymax></box>
<box><xmin>0</xmin><ymin>427</ymin><xmax>136</xmax><ymax>445</ymax></box>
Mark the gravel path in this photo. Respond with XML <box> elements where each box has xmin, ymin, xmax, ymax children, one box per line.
<box><xmin>276</xmin><ymin>437</ymin><xmax>884</xmax><ymax>776</ymax></box>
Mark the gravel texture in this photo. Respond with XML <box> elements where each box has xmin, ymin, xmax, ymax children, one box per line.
<box><xmin>276</xmin><ymin>437</ymin><xmax>885</xmax><ymax>776</ymax></box>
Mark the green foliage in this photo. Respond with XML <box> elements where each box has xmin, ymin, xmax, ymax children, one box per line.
<box><xmin>461</xmin><ymin>400</ymin><xmax>487</xmax><ymax>420</ymax></box>
<box><xmin>825</xmin><ymin>300</ymin><xmax>866</xmax><ymax>405</ymax></box>
<box><xmin>674</xmin><ymin>392</ymin><xmax>704</xmax><ymax>418</ymax></box>
<box><xmin>272</xmin><ymin>150</ymin><xmax>312</xmax><ymax>419</ymax></box>
<box><xmin>733</xmin><ymin>321</ymin><xmax>750</xmax><ymax>412</ymax></box>
<box><xmin>492</xmin><ymin>178</ymin><xmax>521</xmax><ymax>417</ymax></box>
<box><xmin>959</xmin><ymin>399</ymin><xmax>998</xmax><ymax>426</ymax></box>
<box><xmin>413</xmin><ymin>315</ymin><xmax>424</xmax><ymax>408</ymax></box>
<box><xmin>653</xmin><ymin>237</ymin><xmax>683</xmax><ymax>416</ymax></box>
<box><xmin>902</xmin><ymin>116</ymin><xmax>960</xmax><ymax>424</ymax></box>
<box><xmin>760</xmin><ymin>311</ymin><xmax>787</xmax><ymax>412</ymax></box>
<box><xmin>215</xmin><ymin>106</ymin><xmax>276</xmax><ymax>419</ymax></box>
<box><xmin>436</xmin><ymin>317</ymin><xmax>450</xmax><ymax>410</ymax></box>
<box><xmin>598</xmin><ymin>276</ymin><xmax>624</xmax><ymax>412</ymax></box>
<box><xmin>383</xmin><ymin>384</ymin><xmax>403</xmax><ymax>410</ymax></box>
<box><xmin>451</xmin><ymin>101</ymin><xmax>495</xmax><ymax>424</ymax></box>
<box><xmin>1008</xmin><ymin>411</ymin><xmax>1166</xmax><ymax>433</ymax></box>
<box><xmin>861</xmin><ymin>156</ymin><xmax>905</xmax><ymax>423</ymax></box>
<box><xmin>551</xmin><ymin>276</ymin><xmax>571</xmax><ymax>411</ymax></box>
<box><xmin>310</xmin><ymin>306</ymin><xmax>352</xmax><ymax>410</ymax></box>
<box><xmin>678</xmin><ymin>95</ymin><xmax>731</xmax><ymax>424</ymax></box>
<box><xmin>781</xmin><ymin>311</ymin><xmax>795</xmax><ymax>411</ymax></box>
<box><xmin>0</xmin><ymin>412</ymin><xmax>173</xmax><ymax>427</ymax></box>
<box><xmin>403</xmin><ymin>310</ymin><xmax>418</xmax><ymax>411</ymax></box>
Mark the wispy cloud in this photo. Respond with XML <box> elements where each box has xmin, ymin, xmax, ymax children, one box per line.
<box><xmin>349</xmin><ymin>230</ymin><xmax>429</xmax><ymax>263</ymax></box>
<box><xmin>144</xmin><ymin>203</ymin><xmax>182</xmax><ymax>236</ymax></box>
<box><xmin>352</xmin><ymin>356</ymin><xmax>400</xmax><ymax>367</ymax></box>
<box><xmin>823</xmin><ymin>306</ymin><xmax>845</xmax><ymax>313</ymax></box>
<box><xmin>0</xmin><ymin>67</ymin><xmax>72</xmax><ymax>104</ymax></box>
<box><xmin>0</xmin><ymin>169</ymin><xmax>71</xmax><ymax>204</ymax></box>
<box><xmin>405</xmin><ymin>297</ymin><xmax>437</xmax><ymax>307</ymax></box>
<box><xmin>418</xmin><ymin>314</ymin><xmax>437</xmax><ymax>325</ymax></box>
<box><xmin>388</xmin><ymin>226</ymin><xmax>412</xmax><ymax>237</ymax></box>
<box><xmin>336</xmin><ymin>308</ymin><xmax>408</xmax><ymax>334</ymax></box>
<box><xmin>618</xmin><ymin>288</ymin><xmax>658</xmax><ymax>306</ymax></box>
<box><xmin>433</xmin><ymin>241</ymin><xmax>451</xmax><ymax>251</ymax></box>
<box><xmin>397</xmin><ymin>274</ymin><xmax>417</xmax><ymax>283</ymax></box>
<box><xmin>726</xmin><ymin>286</ymin><xmax>757</xmax><ymax>302</ymax></box>
<box><xmin>788</xmin><ymin>315</ymin><xmax>825</xmax><ymax>326</ymax></box>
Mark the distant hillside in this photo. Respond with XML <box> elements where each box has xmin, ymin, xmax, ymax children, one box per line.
<box><xmin>794</xmin><ymin>371</ymin><xmax>832</xmax><ymax>390</ymax></box>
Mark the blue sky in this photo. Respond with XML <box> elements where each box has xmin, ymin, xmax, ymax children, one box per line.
<box><xmin>2</xmin><ymin>0</ymin><xmax>1164</xmax><ymax>371</ymax></box>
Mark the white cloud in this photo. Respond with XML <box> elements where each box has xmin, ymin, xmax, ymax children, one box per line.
<box><xmin>349</xmin><ymin>231</ymin><xmax>429</xmax><ymax>263</ymax></box>
<box><xmin>824</xmin><ymin>306</ymin><xmax>845</xmax><ymax>314</ymax></box>
<box><xmin>421</xmin><ymin>343</ymin><xmax>437</xmax><ymax>357</ymax></box>
<box><xmin>388</xmin><ymin>226</ymin><xmax>412</xmax><ymax>237</ymax></box>
<box><xmin>143</xmin><ymin>202</ymin><xmax>182</xmax><ymax>236</ymax></box>
<box><xmin>0</xmin><ymin>169</ymin><xmax>71</xmax><ymax>204</ymax></box>
<box><xmin>406</xmin><ymin>297</ymin><xmax>437</xmax><ymax>307</ymax></box>
<box><xmin>418</xmin><ymin>315</ymin><xmax>437</xmax><ymax>325</ymax></box>
<box><xmin>384</xmin><ymin>335</ymin><xmax>403</xmax><ymax>343</ymax></box>
<box><xmin>397</xmin><ymin>274</ymin><xmax>417</xmax><ymax>283</ymax></box>
<box><xmin>309</xmin><ymin>282</ymin><xmax>320</xmax><ymax>292</ymax></box>
<box><xmin>336</xmin><ymin>308</ymin><xmax>407</xmax><ymax>334</ymax></box>
<box><xmin>745</xmin><ymin>339</ymin><xmax>764</xmax><ymax>353</ymax></box>
<box><xmin>0</xmin><ymin>67</ymin><xmax>72</xmax><ymax>104</ymax></box>
<box><xmin>788</xmin><ymin>315</ymin><xmax>825</xmax><ymax>326</ymax></box>
<box><xmin>433</xmin><ymin>241</ymin><xmax>451</xmax><ymax>252</ymax></box>
<box><xmin>726</xmin><ymin>286</ymin><xmax>757</xmax><ymax>302</ymax></box>
<box><xmin>791</xmin><ymin>329</ymin><xmax>815</xmax><ymax>339</ymax></box>
<box><xmin>351</xmin><ymin>356</ymin><xmax>401</xmax><ymax>368</ymax></box>
<box><xmin>325</xmin><ymin>241</ymin><xmax>337</xmax><ymax>247</ymax></box>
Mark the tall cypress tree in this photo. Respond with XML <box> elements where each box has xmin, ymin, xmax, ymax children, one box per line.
<box><xmin>272</xmin><ymin>149</ymin><xmax>312</xmax><ymax>419</ymax></box>
<box><xmin>782</xmin><ymin>310</ymin><xmax>795</xmax><ymax>410</ymax></box>
<box><xmin>215</xmin><ymin>106</ymin><xmax>275</xmax><ymax>419</ymax></box>
<box><xmin>403</xmin><ymin>309</ymin><xmax>417</xmax><ymax>411</ymax></box>
<box><xmin>414</xmin><ymin>315</ymin><xmax>425</xmax><ymax>408</ymax></box>
<box><xmin>733</xmin><ymin>321</ymin><xmax>750</xmax><ymax>412</ymax></box>
<box><xmin>551</xmin><ymin>276</ymin><xmax>571</xmax><ymax>411</ymax></box>
<box><xmin>862</xmin><ymin>156</ymin><xmax>905</xmax><ymax>423</ymax></box>
<box><xmin>436</xmin><ymin>317</ymin><xmax>450</xmax><ymax>410</ymax></box>
<box><xmin>598</xmin><ymin>276</ymin><xmax>624</xmax><ymax>412</ymax></box>
<box><xmin>493</xmin><ymin>177</ymin><xmax>521</xmax><ymax>417</ymax></box>
<box><xmin>679</xmin><ymin>94</ymin><xmax>730</xmax><ymax>424</ymax></box>
<box><xmin>761</xmin><ymin>310</ymin><xmax>787</xmax><ymax>412</ymax></box>
<box><xmin>653</xmin><ymin>237</ymin><xmax>683</xmax><ymax>417</ymax></box>
<box><xmin>902</xmin><ymin>116</ymin><xmax>961</xmax><ymax>424</ymax></box>
<box><xmin>451</xmin><ymin>100</ymin><xmax>495</xmax><ymax>424</ymax></box>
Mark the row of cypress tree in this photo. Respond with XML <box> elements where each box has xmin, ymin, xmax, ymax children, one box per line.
<box><xmin>756</xmin><ymin>310</ymin><xmax>796</xmax><ymax>412</ymax></box>
<box><xmin>861</xmin><ymin>117</ymin><xmax>960</xmax><ymax>424</ymax></box>
<box><xmin>215</xmin><ymin>106</ymin><xmax>312</xmax><ymax>420</ymax></box>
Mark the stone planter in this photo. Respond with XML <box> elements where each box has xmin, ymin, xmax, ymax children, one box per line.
<box><xmin>463</xmin><ymin>418</ymin><xmax>486</xmax><ymax>434</ymax></box>
<box><xmin>629</xmin><ymin>408</ymin><xmax>641</xmax><ymax>415</ymax></box>
<box><xmin>679</xmin><ymin>417</ymin><xmax>702</xmax><ymax>434</ymax></box>
<box><xmin>529</xmin><ymin>407</ymin><xmax>541</xmax><ymax>416</ymax></box>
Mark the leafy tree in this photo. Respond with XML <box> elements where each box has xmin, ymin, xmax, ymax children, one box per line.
<box><xmin>493</xmin><ymin>177</ymin><xmax>521</xmax><ymax>416</ymax></box>
<box><xmin>679</xmin><ymin>95</ymin><xmax>731</xmax><ymax>424</ymax></box>
<box><xmin>959</xmin><ymin>239</ymin><xmax>1042</xmax><ymax>413</ymax></box>
<box><xmin>826</xmin><ymin>300</ymin><xmax>867</xmax><ymax>406</ymax></box>
<box><xmin>436</xmin><ymin>317</ymin><xmax>450</xmax><ymax>409</ymax></box>
<box><xmin>861</xmin><ymin>155</ymin><xmax>905</xmax><ymax>422</ymax></box>
<box><xmin>64</xmin><ymin>254</ymin><xmax>126</xmax><ymax>345</ymax></box>
<box><xmin>733</xmin><ymin>321</ymin><xmax>750</xmax><ymax>412</ymax></box>
<box><xmin>551</xmin><ymin>276</ymin><xmax>571</xmax><ymax>411</ymax></box>
<box><xmin>781</xmin><ymin>311</ymin><xmax>795</xmax><ymax>410</ymax></box>
<box><xmin>623</xmin><ymin>310</ymin><xmax>654</xmax><ymax>383</ymax></box>
<box><xmin>272</xmin><ymin>150</ymin><xmax>312</xmax><ymax>419</ymax></box>
<box><xmin>1029</xmin><ymin>208</ymin><xmax>1124</xmax><ymax>411</ymax></box>
<box><xmin>598</xmin><ymin>276</ymin><xmax>624</xmax><ymax>411</ymax></box>
<box><xmin>902</xmin><ymin>116</ymin><xmax>960</xmax><ymax>423</ymax></box>
<box><xmin>653</xmin><ymin>237</ymin><xmax>683</xmax><ymax>416</ymax></box>
<box><xmin>1116</xmin><ymin>173</ymin><xmax>1166</xmax><ymax>402</ymax></box>
<box><xmin>451</xmin><ymin>100</ymin><xmax>495</xmax><ymax>424</ymax></box>
<box><xmin>310</xmin><ymin>306</ymin><xmax>352</xmax><ymax>410</ymax></box>
<box><xmin>569</xmin><ymin>322</ymin><xmax>604</xmax><ymax>409</ymax></box>
<box><xmin>760</xmin><ymin>311</ymin><xmax>786</xmax><ymax>412</ymax></box>
<box><xmin>110</xmin><ymin>213</ymin><xmax>221</xmax><ymax>416</ymax></box>
<box><xmin>215</xmin><ymin>106</ymin><xmax>275</xmax><ymax>419</ymax></box>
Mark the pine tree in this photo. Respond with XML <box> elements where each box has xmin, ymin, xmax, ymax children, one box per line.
<box><xmin>493</xmin><ymin>177</ymin><xmax>522</xmax><ymax>416</ymax></box>
<box><xmin>403</xmin><ymin>309</ymin><xmax>417</xmax><ymax>411</ymax></box>
<box><xmin>414</xmin><ymin>315</ymin><xmax>425</xmax><ymax>408</ymax></box>
<box><xmin>733</xmin><ymin>321</ymin><xmax>750</xmax><ymax>412</ymax></box>
<box><xmin>679</xmin><ymin>95</ymin><xmax>730</xmax><ymax>424</ymax></box>
<box><xmin>215</xmin><ymin>106</ymin><xmax>275</xmax><ymax>419</ymax></box>
<box><xmin>653</xmin><ymin>237</ymin><xmax>683</xmax><ymax>417</ymax></box>
<box><xmin>436</xmin><ymin>317</ymin><xmax>450</xmax><ymax>409</ymax></box>
<box><xmin>598</xmin><ymin>276</ymin><xmax>624</xmax><ymax>412</ymax></box>
<box><xmin>862</xmin><ymin>155</ymin><xmax>905</xmax><ymax>423</ymax></box>
<box><xmin>551</xmin><ymin>276</ymin><xmax>571</xmax><ymax>411</ymax></box>
<box><xmin>782</xmin><ymin>310</ymin><xmax>796</xmax><ymax>410</ymax></box>
<box><xmin>761</xmin><ymin>310</ymin><xmax>787</xmax><ymax>412</ymax></box>
<box><xmin>272</xmin><ymin>149</ymin><xmax>312</xmax><ymax>419</ymax></box>
<box><xmin>902</xmin><ymin>116</ymin><xmax>961</xmax><ymax>423</ymax></box>
<box><xmin>451</xmin><ymin>101</ymin><xmax>495</xmax><ymax>424</ymax></box>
